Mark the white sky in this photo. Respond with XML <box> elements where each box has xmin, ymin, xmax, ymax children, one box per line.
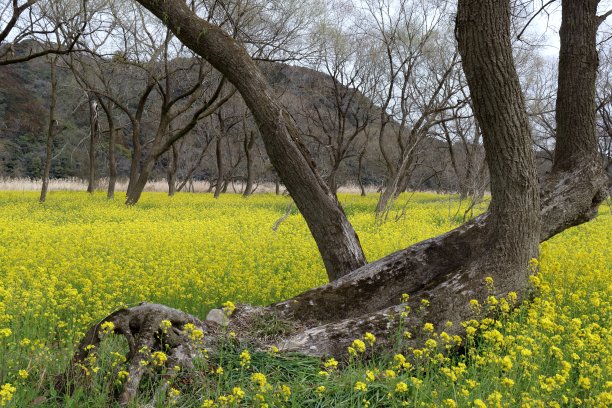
<box><xmin>532</xmin><ymin>0</ymin><xmax>612</xmax><ymax>57</ymax></box>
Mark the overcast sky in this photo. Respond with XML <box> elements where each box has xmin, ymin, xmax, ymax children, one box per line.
<box><xmin>532</xmin><ymin>0</ymin><xmax>612</xmax><ymax>57</ymax></box>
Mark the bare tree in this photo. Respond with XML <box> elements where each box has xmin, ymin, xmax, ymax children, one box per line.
<box><xmin>299</xmin><ymin>18</ymin><xmax>376</xmax><ymax>196</ymax></box>
<box><xmin>39</xmin><ymin>54</ymin><xmax>58</xmax><ymax>203</ymax></box>
<box><xmin>0</xmin><ymin>0</ymin><xmax>87</xmax><ymax>65</ymax></box>
<box><xmin>86</xmin><ymin>92</ymin><xmax>100</xmax><ymax>193</ymax></box>
<box><xmin>97</xmin><ymin>97</ymin><xmax>119</xmax><ymax>198</ymax></box>
<box><xmin>174</xmin><ymin>123</ymin><xmax>215</xmax><ymax>193</ymax></box>
<box><xmin>356</xmin><ymin>0</ymin><xmax>464</xmax><ymax>218</ymax></box>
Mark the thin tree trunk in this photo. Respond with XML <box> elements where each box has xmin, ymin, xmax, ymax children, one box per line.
<box><xmin>243</xmin><ymin>131</ymin><xmax>256</xmax><ymax>197</ymax></box>
<box><xmin>167</xmin><ymin>144</ymin><xmax>178</xmax><ymax>197</ymax></box>
<box><xmin>327</xmin><ymin>165</ymin><xmax>340</xmax><ymax>196</ymax></box>
<box><xmin>207</xmin><ymin>180</ymin><xmax>215</xmax><ymax>193</ymax></box>
<box><xmin>136</xmin><ymin>0</ymin><xmax>367</xmax><ymax>281</ymax></box>
<box><xmin>98</xmin><ymin>99</ymin><xmax>117</xmax><ymax>199</ymax></box>
<box><xmin>357</xmin><ymin>145</ymin><xmax>367</xmax><ymax>197</ymax></box>
<box><xmin>87</xmin><ymin>94</ymin><xmax>99</xmax><ymax>194</ymax></box>
<box><xmin>177</xmin><ymin>141</ymin><xmax>210</xmax><ymax>192</ymax></box>
<box><xmin>40</xmin><ymin>58</ymin><xmax>57</xmax><ymax>204</ymax></box>
<box><xmin>214</xmin><ymin>134</ymin><xmax>224</xmax><ymax>199</ymax></box>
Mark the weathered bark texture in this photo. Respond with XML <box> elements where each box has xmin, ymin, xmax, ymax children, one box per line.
<box><xmin>250</xmin><ymin>0</ymin><xmax>542</xmax><ymax>357</ymax></box>
<box><xmin>540</xmin><ymin>0</ymin><xmax>609</xmax><ymax>238</ymax></box>
<box><xmin>40</xmin><ymin>58</ymin><xmax>57</xmax><ymax>204</ymax></box>
<box><xmin>554</xmin><ymin>0</ymin><xmax>600</xmax><ymax>172</ymax></box>
<box><xmin>135</xmin><ymin>0</ymin><xmax>367</xmax><ymax>281</ymax></box>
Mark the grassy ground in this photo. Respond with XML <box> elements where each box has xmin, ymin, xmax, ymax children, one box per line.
<box><xmin>0</xmin><ymin>191</ymin><xmax>609</xmax><ymax>407</ymax></box>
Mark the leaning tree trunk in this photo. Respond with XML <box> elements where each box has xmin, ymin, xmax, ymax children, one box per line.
<box><xmin>136</xmin><ymin>0</ymin><xmax>366</xmax><ymax>282</ymax></box>
<box><xmin>251</xmin><ymin>0</ymin><xmax>542</xmax><ymax>357</ymax></box>
<box><xmin>40</xmin><ymin>58</ymin><xmax>58</xmax><ymax>204</ymax></box>
<box><xmin>126</xmin><ymin>0</ymin><xmax>607</xmax><ymax>354</ymax></box>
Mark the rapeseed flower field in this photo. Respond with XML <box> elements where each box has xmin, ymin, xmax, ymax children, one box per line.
<box><xmin>0</xmin><ymin>191</ymin><xmax>609</xmax><ymax>407</ymax></box>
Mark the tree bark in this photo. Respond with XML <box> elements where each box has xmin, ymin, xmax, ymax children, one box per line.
<box><xmin>249</xmin><ymin>0</ymin><xmax>542</xmax><ymax>357</ymax></box>
<box><xmin>98</xmin><ymin>99</ymin><xmax>117</xmax><ymax>200</ymax></box>
<box><xmin>136</xmin><ymin>0</ymin><xmax>367</xmax><ymax>281</ymax></box>
<box><xmin>554</xmin><ymin>0</ymin><xmax>600</xmax><ymax>172</ymax></box>
<box><xmin>539</xmin><ymin>0</ymin><xmax>609</xmax><ymax>238</ymax></box>
<box><xmin>243</xmin><ymin>130</ymin><xmax>256</xmax><ymax>197</ymax></box>
<box><xmin>40</xmin><ymin>58</ymin><xmax>57</xmax><ymax>204</ymax></box>
<box><xmin>87</xmin><ymin>94</ymin><xmax>99</xmax><ymax>194</ymax></box>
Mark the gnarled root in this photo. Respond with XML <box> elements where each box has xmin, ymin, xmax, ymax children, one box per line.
<box><xmin>57</xmin><ymin>303</ymin><xmax>219</xmax><ymax>406</ymax></box>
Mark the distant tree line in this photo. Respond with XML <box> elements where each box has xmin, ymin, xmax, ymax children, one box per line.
<box><xmin>0</xmin><ymin>0</ymin><xmax>610</xmax><ymax>208</ymax></box>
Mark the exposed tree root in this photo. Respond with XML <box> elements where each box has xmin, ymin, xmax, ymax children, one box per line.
<box><xmin>57</xmin><ymin>303</ymin><xmax>219</xmax><ymax>406</ymax></box>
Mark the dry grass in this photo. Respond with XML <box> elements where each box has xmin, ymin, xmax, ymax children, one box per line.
<box><xmin>0</xmin><ymin>178</ymin><xmax>382</xmax><ymax>195</ymax></box>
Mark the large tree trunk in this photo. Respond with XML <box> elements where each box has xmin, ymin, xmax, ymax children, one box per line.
<box><xmin>40</xmin><ymin>58</ymin><xmax>57</xmax><ymax>204</ymax></box>
<box><xmin>255</xmin><ymin>0</ymin><xmax>542</xmax><ymax>357</ymax></box>
<box><xmin>125</xmin><ymin>157</ymin><xmax>155</xmax><ymax>205</ymax></box>
<box><xmin>136</xmin><ymin>0</ymin><xmax>366</xmax><ymax>281</ymax></box>
<box><xmin>539</xmin><ymin>0</ymin><xmax>609</xmax><ymax>238</ymax></box>
<box><xmin>554</xmin><ymin>0</ymin><xmax>600</xmax><ymax>173</ymax></box>
<box><xmin>127</xmin><ymin>0</ymin><xmax>608</xmax><ymax>352</ymax></box>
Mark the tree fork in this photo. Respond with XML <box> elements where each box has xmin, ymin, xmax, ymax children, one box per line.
<box><xmin>73</xmin><ymin>0</ymin><xmax>609</xmax><ymax>402</ymax></box>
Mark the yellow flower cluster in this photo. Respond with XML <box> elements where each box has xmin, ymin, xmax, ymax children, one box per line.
<box><xmin>0</xmin><ymin>191</ymin><xmax>608</xmax><ymax>407</ymax></box>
